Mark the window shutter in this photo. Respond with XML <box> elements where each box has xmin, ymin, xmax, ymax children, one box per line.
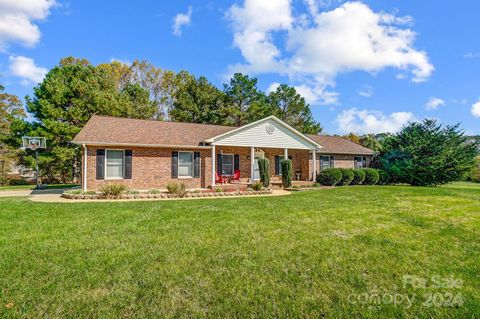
<box><xmin>275</xmin><ymin>156</ymin><xmax>280</xmax><ymax>175</ymax></box>
<box><xmin>124</xmin><ymin>150</ymin><xmax>132</xmax><ymax>179</ymax></box>
<box><xmin>96</xmin><ymin>149</ymin><xmax>105</xmax><ymax>180</ymax></box>
<box><xmin>234</xmin><ymin>154</ymin><xmax>240</xmax><ymax>171</ymax></box>
<box><xmin>330</xmin><ymin>156</ymin><xmax>334</xmax><ymax>168</ymax></box>
<box><xmin>194</xmin><ymin>152</ymin><xmax>200</xmax><ymax>178</ymax></box>
<box><xmin>363</xmin><ymin>156</ymin><xmax>366</xmax><ymax>167</ymax></box>
<box><xmin>217</xmin><ymin>154</ymin><xmax>222</xmax><ymax>175</ymax></box>
<box><xmin>171</xmin><ymin>151</ymin><xmax>178</xmax><ymax>178</ymax></box>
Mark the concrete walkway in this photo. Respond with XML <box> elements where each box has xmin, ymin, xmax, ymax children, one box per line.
<box><xmin>0</xmin><ymin>188</ymin><xmax>291</xmax><ymax>203</ymax></box>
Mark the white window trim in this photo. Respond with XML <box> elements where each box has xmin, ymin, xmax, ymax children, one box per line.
<box><xmin>221</xmin><ymin>153</ymin><xmax>234</xmax><ymax>176</ymax></box>
<box><xmin>178</xmin><ymin>151</ymin><xmax>194</xmax><ymax>179</ymax></box>
<box><xmin>320</xmin><ymin>155</ymin><xmax>332</xmax><ymax>171</ymax></box>
<box><xmin>105</xmin><ymin>149</ymin><xmax>125</xmax><ymax>180</ymax></box>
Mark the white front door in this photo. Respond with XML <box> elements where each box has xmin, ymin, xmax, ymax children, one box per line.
<box><xmin>253</xmin><ymin>152</ymin><xmax>264</xmax><ymax>180</ymax></box>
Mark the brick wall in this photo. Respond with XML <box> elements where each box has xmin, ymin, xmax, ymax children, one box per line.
<box><xmin>81</xmin><ymin>145</ymin><xmax>371</xmax><ymax>190</ymax></box>
<box><xmin>83</xmin><ymin>146</ymin><xmax>212</xmax><ymax>191</ymax></box>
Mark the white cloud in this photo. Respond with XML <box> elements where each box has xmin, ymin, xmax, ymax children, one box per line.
<box><xmin>425</xmin><ymin>97</ymin><xmax>445</xmax><ymax>110</ymax></box>
<box><xmin>110</xmin><ymin>57</ymin><xmax>132</xmax><ymax>66</ymax></box>
<box><xmin>471</xmin><ymin>100</ymin><xmax>480</xmax><ymax>118</ymax></box>
<box><xmin>172</xmin><ymin>6</ymin><xmax>192</xmax><ymax>37</ymax></box>
<box><xmin>266</xmin><ymin>82</ymin><xmax>280</xmax><ymax>94</ymax></box>
<box><xmin>357</xmin><ymin>85</ymin><xmax>373</xmax><ymax>97</ymax></box>
<box><xmin>0</xmin><ymin>0</ymin><xmax>56</xmax><ymax>49</ymax></box>
<box><xmin>227</xmin><ymin>1</ymin><xmax>433</xmax><ymax>104</ymax></box>
<box><xmin>9</xmin><ymin>55</ymin><xmax>47</xmax><ymax>84</ymax></box>
<box><xmin>336</xmin><ymin>108</ymin><xmax>415</xmax><ymax>134</ymax></box>
<box><xmin>464</xmin><ymin>52</ymin><xmax>480</xmax><ymax>59</ymax></box>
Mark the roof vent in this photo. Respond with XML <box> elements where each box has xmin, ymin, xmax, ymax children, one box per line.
<box><xmin>266</xmin><ymin>124</ymin><xmax>275</xmax><ymax>135</ymax></box>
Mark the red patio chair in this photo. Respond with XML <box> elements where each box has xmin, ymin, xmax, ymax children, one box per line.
<box><xmin>215</xmin><ymin>172</ymin><xmax>225</xmax><ymax>184</ymax></box>
<box><xmin>232</xmin><ymin>170</ymin><xmax>241</xmax><ymax>183</ymax></box>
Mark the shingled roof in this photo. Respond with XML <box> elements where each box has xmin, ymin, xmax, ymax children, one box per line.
<box><xmin>73</xmin><ymin>115</ymin><xmax>374</xmax><ymax>155</ymax></box>
<box><xmin>73</xmin><ymin>115</ymin><xmax>234</xmax><ymax>147</ymax></box>
<box><xmin>307</xmin><ymin>135</ymin><xmax>374</xmax><ymax>155</ymax></box>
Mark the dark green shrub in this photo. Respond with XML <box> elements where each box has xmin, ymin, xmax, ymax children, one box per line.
<box><xmin>377</xmin><ymin>169</ymin><xmax>391</xmax><ymax>185</ymax></box>
<box><xmin>363</xmin><ymin>168</ymin><xmax>380</xmax><ymax>185</ymax></box>
<box><xmin>351</xmin><ymin>169</ymin><xmax>366</xmax><ymax>185</ymax></box>
<box><xmin>8</xmin><ymin>178</ymin><xmax>29</xmax><ymax>185</ymax></box>
<box><xmin>338</xmin><ymin>168</ymin><xmax>354</xmax><ymax>186</ymax></box>
<box><xmin>317</xmin><ymin>168</ymin><xmax>342</xmax><ymax>186</ymax></box>
<box><xmin>258</xmin><ymin>158</ymin><xmax>270</xmax><ymax>188</ymax></box>
<box><xmin>281</xmin><ymin>159</ymin><xmax>292</xmax><ymax>188</ymax></box>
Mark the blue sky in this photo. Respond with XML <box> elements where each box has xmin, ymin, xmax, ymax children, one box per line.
<box><xmin>1</xmin><ymin>0</ymin><xmax>479</xmax><ymax>135</ymax></box>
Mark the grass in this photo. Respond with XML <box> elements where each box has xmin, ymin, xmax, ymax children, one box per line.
<box><xmin>0</xmin><ymin>183</ymin><xmax>479</xmax><ymax>318</ymax></box>
<box><xmin>0</xmin><ymin>183</ymin><xmax>79</xmax><ymax>191</ymax></box>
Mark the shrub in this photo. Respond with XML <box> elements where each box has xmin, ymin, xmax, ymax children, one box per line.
<box><xmin>166</xmin><ymin>182</ymin><xmax>187</xmax><ymax>197</ymax></box>
<box><xmin>351</xmin><ymin>169</ymin><xmax>366</xmax><ymax>185</ymax></box>
<box><xmin>316</xmin><ymin>168</ymin><xmax>342</xmax><ymax>186</ymax></box>
<box><xmin>99</xmin><ymin>183</ymin><xmax>128</xmax><ymax>198</ymax></box>
<box><xmin>258</xmin><ymin>158</ymin><xmax>270</xmax><ymax>188</ymax></box>
<box><xmin>215</xmin><ymin>187</ymin><xmax>223</xmax><ymax>193</ymax></box>
<box><xmin>148</xmin><ymin>189</ymin><xmax>161</xmax><ymax>194</ymax></box>
<box><xmin>251</xmin><ymin>181</ymin><xmax>263</xmax><ymax>191</ymax></box>
<box><xmin>281</xmin><ymin>159</ymin><xmax>292</xmax><ymax>188</ymax></box>
<box><xmin>8</xmin><ymin>178</ymin><xmax>29</xmax><ymax>186</ymax></box>
<box><xmin>338</xmin><ymin>168</ymin><xmax>354</xmax><ymax>186</ymax></box>
<box><xmin>65</xmin><ymin>189</ymin><xmax>96</xmax><ymax>195</ymax></box>
<box><xmin>377</xmin><ymin>169</ymin><xmax>391</xmax><ymax>185</ymax></box>
<box><xmin>128</xmin><ymin>190</ymin><xmax>140</xmax><ymax>194</ymax></box>
<box><xmin>363</xmin><ymin>168</ymin><xmax>380</xmax><ymax>185</ymax></box>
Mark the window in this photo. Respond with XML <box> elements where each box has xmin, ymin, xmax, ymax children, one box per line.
<box><xmin>106</xmin><ymin>150</ymin><xmax>124</xmax><ymax>179</ymax></box>
<box><xmin>178</xmin><ymin>151</ymin><xmax>193</xmax><ymax>177</ymax></box>
<box><xmin>355</xmin><ymin>156</ymin><xmax>366</xmax><ymax>168</ymax></box>
<box><xmin>320</xmin><ymin>155</ymin><xmax>332</xmax><ymax>170</ymax></box>
<box><xmin>221</xmin><ymin>154</ymin><xmax>234</xmax><ymax>176</ymax></box>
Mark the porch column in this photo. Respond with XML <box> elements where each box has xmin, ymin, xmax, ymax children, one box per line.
<box><xmin>211</xmin><ymin>144</ymin><xmax>216</xmax><ymax>186</ymax></box>
<box><xmin>250</xmin><ymin>146</ymin><xmax>255</xmax><ymax>183</ymax></box>
<box><xmin>284</xmin><ymin>148</ymin><xmax>288</xmax><ymax>159</ymax></box>
<box><xmin>312</xmin><ymin>149</ymin><xmax>317</xmax><ymax>181</ymax></box>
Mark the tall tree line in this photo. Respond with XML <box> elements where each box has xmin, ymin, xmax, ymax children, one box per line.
<box><xmin>3</xmin><ymin>57</ymin><xmax>322</xmax><ymax>182</ymax></box>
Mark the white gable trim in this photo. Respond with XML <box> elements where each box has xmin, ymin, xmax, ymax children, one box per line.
<box><xmin>205</xmin><ymin>116</ymin><xmax>322</xmax><ymax>150</ymax></box>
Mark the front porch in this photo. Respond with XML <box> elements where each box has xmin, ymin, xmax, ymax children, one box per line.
<box><xmin>204</xmin><ymin>116</ymin><xmax>322</xmax><ymax>189</ymax></box>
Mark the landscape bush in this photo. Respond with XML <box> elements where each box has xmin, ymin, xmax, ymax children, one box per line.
<box><xmin>8</xmin><ymin>178</ymin><xmax>29</xmax><ymax>186</ymax></box>
<box><xmin>377</xmin><ymin>170</ymin><xmax>391</xmax><ymax>185</ymax></box>
<box><xmin>166</xmin><ymin>182</ymin><xmax>187</xmax><ymax>197</ymax></box>
<box><xmin>258</xmin><ymin>158</ymin><xmax>270</xmax><ymax>188</ymax></box>
<box><xmin>363</xmin><ymin>168</ymin><xmax>380</xmax><ymax>185</ymax></box>
<box><xmin>148</xmin><ymin>189</ymin><xmax>161</xmax><ymax>194</ymax></box>
<box><xmin>99</xmin><ymin>183</ymin><xmax>128</xmax><ymax>198</ymax></box>
<box><xmin>251</xmin><ymin>181</ymin><xmax>263</xmax><ymax>191</ymax></box>
<box><xmin>316</xmin><ymin>168</ymin><xmax>342</xmax><ymax>186</ymax></box>
<box><xmin>337</xmin><ymin>168</ymin><xmax>354</xmax><ymax>186</ymax></box>
<box><xmin>351</xmin><ymin>169</ymin><xmax>366</xmax><ymax>185</ymax></box>
<box><xmin>281</xmin><ymin>159</ymin><xmax>292</xmax><ymax>188</ymax></box>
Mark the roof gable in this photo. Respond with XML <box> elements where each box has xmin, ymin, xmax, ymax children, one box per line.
<box><xmin>206</xmin><ymin>116</ymin><xmax>320</xmax><ymax>150</ymax></box>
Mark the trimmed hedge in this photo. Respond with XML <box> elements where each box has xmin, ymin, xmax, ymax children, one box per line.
<box><xmin>351</xmin><ymin>169</ymin><xmax>366</xmax><ymax>185</ymax></box>
<box><xmin>338</xmin><ymin>168</ymin><xmax>354</xmax><ymax>186</ymax></box>
<box><xmin>363</xmin><ymin>168</ymin><xmax>380</xmax><ymax>185</ymax></box>
<box><xmin>377</xmin><ymin>169</ymin><xmax>391</xmax><ymax>185</ymax></box>
<box><xmin>317</xmin><ymin>168</ymin><xmax>342</xmax><ymax>186</ymax></box>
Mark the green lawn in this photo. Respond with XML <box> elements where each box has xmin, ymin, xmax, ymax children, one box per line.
<box><xmin>0</xmin><ymin>183</ymin><xmax>79</xmax><ymax>191</ymax></box>
<box><xmin>1</xmin><ymin>184</ymin><xmax>479</xmax><ymax>318</ymax></box>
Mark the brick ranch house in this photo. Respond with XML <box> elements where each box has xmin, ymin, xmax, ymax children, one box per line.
<box><xmin>73</xmin><ymin>115</ymin><xmax>374</xmax><ymax>191</ymax></box>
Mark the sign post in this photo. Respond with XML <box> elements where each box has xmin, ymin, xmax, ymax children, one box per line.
<box><xmin>22</xmin><ymin>137</ymin><xmax>46</xmax><ymax>189</ymax></box>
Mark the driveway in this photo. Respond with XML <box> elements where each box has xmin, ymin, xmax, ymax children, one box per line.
<box><xmin>0</xmin><ymin>188</ymin><xmax>72</xmax><ymax>202</ymax></box>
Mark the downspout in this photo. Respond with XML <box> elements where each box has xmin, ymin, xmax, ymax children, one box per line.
<box><xmin>83</xmin><ymin>144</ymin><xmax>87</xmax><ymax>192</ymax></box>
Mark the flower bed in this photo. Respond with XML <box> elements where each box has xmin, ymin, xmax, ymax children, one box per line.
<box><xmin>62</xmin><ymin>189</ymin><xmax>272</xmax><ymax>200</ymax></box>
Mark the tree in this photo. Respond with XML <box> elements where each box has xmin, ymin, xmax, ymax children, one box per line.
<box><xmin>0</xmin><ymin>85</ymin><xmax>25</xmax><ymax>185</ymax></box>
<box><xmin>380</xmin><ymin>119</ymin><xmax>478</xmax><ymax>186</ymax></box>
<box><xmin>169</xmin><ymin>75</ymin><xmax>225</xmax><ymax>124</ymax></box>
<box><xmin>268</xmin><ymin>84</ymin><xmax>322</xmax><ymax>134</ymax></box>
<box><xmin>344</xmin><ymin>133</ymin><xmax>361</xmax><ymax>144</ymax></box>
<box><xmin>23</xmin><ymin>57</ymin><xmax>157</xmax><ymax>182</ymax></box>
<box><xmin>222</xmin><ymin>73</ymin><xmax>268</xmax><ymax>126</ymax></box>
<box><xmin>359</xmin><ymin>134</ymin><xmax>383</xmax><ymax>152</ymax></box>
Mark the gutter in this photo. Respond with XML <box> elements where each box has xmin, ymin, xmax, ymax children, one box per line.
<box><xmin>83</xmin><ymin>144</ymin><xmax>87</xmax><ymax>192</ymax></box>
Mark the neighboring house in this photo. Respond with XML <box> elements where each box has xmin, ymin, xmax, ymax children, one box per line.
<box><xmin>73</xmin><ymin>115</ymin><xmax>374</xmax><ymax>191</ymax></box>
